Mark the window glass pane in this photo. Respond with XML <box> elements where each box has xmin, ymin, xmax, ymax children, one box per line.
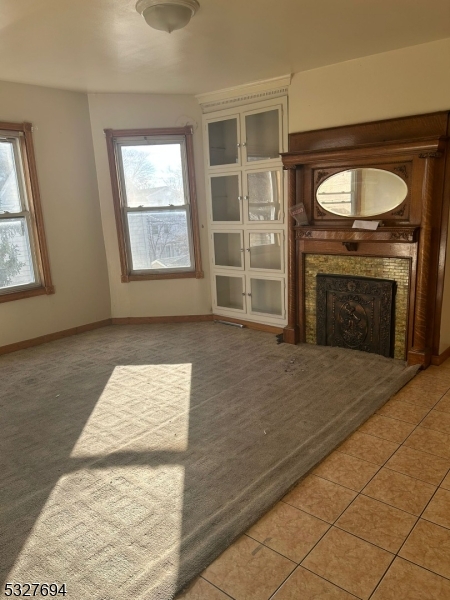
<box><xmin>0</xmin><ymin>141</ymin><xmax>22</xmax><ymax>213</ymax></box>
<box><xmin>248</xmin><ymin>171</ymin><xmax>281</xmax><ymax>221</ymax></box>
<box><xmin>0</xmin><ymin>218</ymin><xmax>35</xmax><ymax>289</ymax></box>
<box><xmin>127</xmin><ymin>210</ymin><xmax>192</xmax><ymax>271</ymax></box>
<box><xmin>121</xmin><ymin>144</ymin><xmax>185</xmax><ymax>208</ymax></box>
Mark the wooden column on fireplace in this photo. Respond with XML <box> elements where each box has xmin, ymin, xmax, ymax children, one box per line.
<box><xmin>281</xmin><ymin>111</ymin><xmax>450</xmax><ymax>368</ymax></box>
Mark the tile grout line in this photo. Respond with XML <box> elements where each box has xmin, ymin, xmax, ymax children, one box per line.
<box><xmin>198</xmin><ymin>576</ymin><xmax>236</xmax><ymax>599</ymax></box>
<box><xmin>393</xmin><ymin>468</ymin><xmax>450</xmax><ymax>565</ymax></box>
<box><xmin>274</xmin><ymin>563</ymin><xmax>363</xmax><ymax>600</ymax></box>
<box><xmin>242</xmin><ymin>532</ymin><xmax>303</xmax><ymax>565</ymax></box>
<box><xmin>266</xmin><ymin>565</ymin><xmax>305</xmax><ymax>600</ymax></box>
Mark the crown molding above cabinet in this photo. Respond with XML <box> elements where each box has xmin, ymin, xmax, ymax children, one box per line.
<box><xmin>196</xmin><ymin>74</ymin><xmax>291</xmax><ymax>114</ymax></box>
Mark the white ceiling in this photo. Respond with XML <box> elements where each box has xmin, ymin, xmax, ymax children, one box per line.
<box><xmin>0</xmin><ymin>0</ymin><xmax>449</xmax><ymax>95</ymax></box>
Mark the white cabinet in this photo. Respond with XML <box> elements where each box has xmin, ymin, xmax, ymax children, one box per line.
<box><xmin>209</xmin><ymin>173</ymin><xmax>242</xmax><ymax>223</ymax></box>
<box><xmin>206</xmin><ymin>104</ymin><xmax>285</xmax><ymax>169</ymax></box>
<box><xmin>212</xmin><ymin>231</ymin><xmax>244</xmax><ymax>270</ymax></box>
<box><xmin>246</xmin><ymin>231</ymin><xmax>284</xmax><ymax>272</ymax></box>
<box><xmin>204</xmin><ymin>97</ymin><xmax>288</xmax><ymax>326</ymax></box>
<box><xmin>212</xmin><ymin>230</ymin><xmax>284</xmax><ymax>273</ymax></box>
<box><xmin>213</xmin><ymin>274</ymin><xmax>286</xmax><ymax>320</ymax></box>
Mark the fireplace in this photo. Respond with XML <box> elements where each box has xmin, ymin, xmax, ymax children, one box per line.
<box><xmin>305</xmin><ymin>255</ymin><xmax>409</xmax><ymax>360</ymax></box>
<box><xmin>316</xmin><ymin>273</ymin><xmax>396</xmax><ymax>358</ymax></box>
<box><xmin>280</xmin><ymin>112</ymin><xmax>450</xmax><ymax>367</ymax></box>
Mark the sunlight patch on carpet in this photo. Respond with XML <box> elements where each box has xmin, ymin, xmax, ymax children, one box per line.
<box><xmin>70</xmin><ymin>364</ymin><xmax>192</xmax><ymax>457</ymax></box>
<box><xmin>7</xmin><ymin>465</ymin><xmax>186</xmax><ymax>598</ymax></box>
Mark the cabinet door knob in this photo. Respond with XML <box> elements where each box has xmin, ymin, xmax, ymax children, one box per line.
<box><xmin>236</xmin><ymin>143</ymin><xmax>241</xmax><ymax>148</ymax></box>
<box><xmin>242</xmin><ymin>142</ymin><xmax>247</xmax><ymax>147</ymax></box>
<box><xmin>244</xmin><ymin>195</ymin><xmax>249</xmax><ymax>200</ymax></box>
<box><xmin>246</xmin><ymin>248</ymin><xmax>251</xmax><ymax>252</ymax></box>
<box><xmin>240</xmin><ymin>248</ymin><xmax>245</xmax><ymax>252</ymax></box>
<box><xmin>247</xmin><ymin>293</ymin><xmax>252</xmax><ymax>296</ymax></box>
<box><xmin>238</xmin><ymin>196</ymin><xmax>243</xmax><ymax>200</ymax></box>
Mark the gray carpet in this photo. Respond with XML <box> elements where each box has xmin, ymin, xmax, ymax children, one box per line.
<box><xmin>0</xmin><ymin>323</ymin><xmax>418</xmax><ymax>599</ymax></box>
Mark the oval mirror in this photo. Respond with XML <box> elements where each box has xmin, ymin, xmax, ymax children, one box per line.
<box><xmin>316</xmin><ymin>168</ymin><xmax>408</xmax><ymax>217</ymax></box>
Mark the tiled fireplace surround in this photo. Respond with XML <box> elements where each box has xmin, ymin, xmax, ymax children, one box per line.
<box><xmin>304</xmin><ymin>255</ymin><xmax>410</xmax><ymax>360</ymax></box>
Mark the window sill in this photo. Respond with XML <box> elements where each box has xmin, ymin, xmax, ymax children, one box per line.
<box><xmin>122</xmin><ymin>271</ymin><xmax>204</xmax><ymax>282</ymax></box>
<box><xmin>0</xmin><ymin>285</ymin><xmax>55</xmax><ymax>304</ymax></box>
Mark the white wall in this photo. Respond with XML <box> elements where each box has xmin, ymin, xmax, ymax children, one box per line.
<box><xmin>88</xmin><ymin>93</ymin><xmax>211</xmax><ymax>318</ymax></box>
<box><xmin>288</xmin><ymin>38</ymin><xmax>450</xmax><ymax>354</ymax></box>
<box><xmin>0</xmin><ymin>81</ymin><xmax>111</xmax><ymax>347</ymax></box>
<box><xmin>289</xmin><ymin>38</ymin><xmax>450</xmax><ymax>132</ymax></box>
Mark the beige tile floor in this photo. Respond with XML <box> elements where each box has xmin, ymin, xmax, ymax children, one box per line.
<box><xmin>177</xmin><ymin>359</ymin><xmax>450</xmax><ymax>600</ymax></box>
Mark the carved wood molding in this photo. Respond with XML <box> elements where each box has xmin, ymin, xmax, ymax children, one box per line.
<box><xmin>281</xmin><ymin>138</ymin><xmax>443</xmax><ymax>168</ymax></box>
<box><xmin>393</xmin><ymin>165</ymin><xmax>409</xmax><ymax>180</ymax></box>
<box><xmin>390</xmin><ymin>204</ymin><xmax>407</xmax><ymax>217</ymax></box>
<box><xmin>285</xmin><ymin>167</ymin><xmax>300</xmax><ymax>343</ymax></box>
<box><xmin>294</xmin><ymin>227</ymin><xmax>418</xmax><ymax>243</ymax></box>
<box><xmin>418</xmin><ymin>152</ymin><xmax>442</xmax><ymax>159</ymax></box>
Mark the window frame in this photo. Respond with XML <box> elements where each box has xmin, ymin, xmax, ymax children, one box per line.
<box><xmin>0</xmin><ymin>121</ymin><xmax>53</xmax><ymax>303</ymax></box>
<box><xmin>105</xmin><ymin>127</ymin><xmax>203</xmax><ymax>282</ymax></box>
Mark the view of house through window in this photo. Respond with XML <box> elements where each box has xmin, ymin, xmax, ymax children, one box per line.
<box><xmin>121</xmin><ymin>143</ymin><xmax>191</xmax><ymax>270</ymax></box>
<box><xmin>0</xmin><ymin>134</ymin><xmax>38</xmax><ymax>293</ymax></box>
<box><xmin>112</xmin><ymin>133</ymin><xmax>199</xmax><ymax>276</ymax></box>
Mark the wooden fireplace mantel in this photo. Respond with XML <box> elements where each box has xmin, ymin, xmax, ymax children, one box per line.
<box><xmin>281</xmin><ymin>111</ymin><xmax>450</xmax><ymax>368</ymax></box>
<box><xmin>294</xmin><ymin>226</ymin><xmax>419</xmax><ymax>244</ymax></box>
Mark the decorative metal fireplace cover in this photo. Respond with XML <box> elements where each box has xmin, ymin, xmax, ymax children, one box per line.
<box><xmin>316</xmin><ymin>274</ymin><xmax>396</xmax><ymax>357</ymax></box>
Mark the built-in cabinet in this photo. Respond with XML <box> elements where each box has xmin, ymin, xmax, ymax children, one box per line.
<box><xmin>203</xmin><ymin>97</ymin><xmax>288</xmax><ymax>326</ymax></box>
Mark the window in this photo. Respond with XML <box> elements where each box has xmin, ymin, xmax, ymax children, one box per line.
<box><xmin>0</xmin><ymin>122</ymin><xmax>53</xmax><ymax>302</ymax></box>
<box><xmin>105</xmin><ymin>127</ymin><xmax>203</xmax><ymax>281</ymax></box>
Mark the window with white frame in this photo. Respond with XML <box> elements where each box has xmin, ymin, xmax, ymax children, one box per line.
<box><xmin>0</xmin><ymin>124</ymin><xmax>53</xmax><ymax>301</ymax></box>
<box><xmin>105</xmin><ymin>127</ymin><xmax>203</xmax><ymax>281</ymax></box>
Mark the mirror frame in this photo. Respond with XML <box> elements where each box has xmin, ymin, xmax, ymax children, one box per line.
<box><xmin>313</xmin><ymin>162</ymin><xmax>411</xmax><ymax>222</ymax></box>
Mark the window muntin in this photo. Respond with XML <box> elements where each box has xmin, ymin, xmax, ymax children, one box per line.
<box><xmin>0</xmin><ymin>134</ymin><xmax>40</xmax><ymax>294</ymax></box>
<box><xmin>110</xmin><ymin>130</ymin><xmax>202</xmax><ymax>279</ymax></box>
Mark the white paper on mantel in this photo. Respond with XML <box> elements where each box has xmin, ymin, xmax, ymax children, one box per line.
<box><xmin>352</xmin><ymin>220</ymin><xmax>380</xmax><ymax>230</ymax></box>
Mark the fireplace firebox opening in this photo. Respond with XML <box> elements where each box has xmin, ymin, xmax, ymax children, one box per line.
<box><xmin>316</xmin><ymin>274</ymin><xmax>396</xmax><ymax>358</ymax></box>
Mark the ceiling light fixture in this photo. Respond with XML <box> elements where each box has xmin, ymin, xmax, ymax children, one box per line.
<box><xmin>136</xmin><ymin>0</ymin><xmax>200</xmax><ymax>33</ymax></box>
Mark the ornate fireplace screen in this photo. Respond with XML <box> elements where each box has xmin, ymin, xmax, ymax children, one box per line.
<box><xmin>316</xmin><ymin>274</ymin><xmax>396</xmax><ymax>358</ymax></box>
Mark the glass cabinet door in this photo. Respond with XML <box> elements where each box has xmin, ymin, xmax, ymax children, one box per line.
<box><xmin>243</xmin><ymin>108</ymin><xmax>281</xmax><ymax>164</ymax></box>
<box><xmin>245</xmin><ymin>169</ymin><xmax>283</xmax><ymax>222</ymax></box>
<box><xmin>213</xmin><ymin>231</ymin><xmax>244</xmax><ymax>269</ymax></box>
<box><xmin>215</xmin><ymin>275</ymin><xmax>245</xmax><ymax>312</ymax></box>
<box><xmin>247</xmin><ymin>276</ymin><xmax>284</xmax><ymax>318</ymax></box>
<box><xmin>210</xmin><ymin>174</ymin><xmax>241</xmax><ymax>223</ymax></box>
<box><xmin>247</xmin><ymin>231</ymin><xmax>283</xmax><ymax>272</ymax></box>
<box><xmin>207</xmin><ymin>116</ymin><xmax>240</xmax><ymax>168</ymax></box>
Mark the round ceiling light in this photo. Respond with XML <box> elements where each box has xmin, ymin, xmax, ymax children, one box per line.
<box><xmin>136</xmin><ymin>0</ymin><xmax>200</xmax><ymax>33</ymax></box>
